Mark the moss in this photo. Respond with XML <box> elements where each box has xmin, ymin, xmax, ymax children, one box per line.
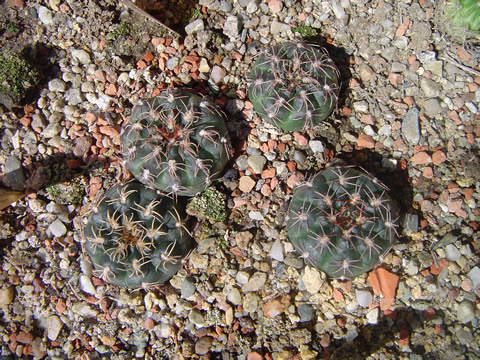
<box><xmin>187</xmin><ymin>187</ymin><xmax>227</xmax><ymax>222</ymax></box>
<box><xmin>46</xmin><ymin>176</ymin><xmax>86</xmax><ymax>205</ymax></box>
<box><xmin>106</xmin><ymin>22</ymin><xmax>135</xmax><ymax>41</ymax></box>
<box><xmin>292</xmin><ymin>24</ymin><xmax>318</xmax><ymax>39</ymax></box>
<box><xmin>0</xmin><ymin>52</ymin><xmax>38</xmax><ymax>104</ymax></box>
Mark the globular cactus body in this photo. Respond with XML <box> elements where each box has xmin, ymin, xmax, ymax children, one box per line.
<box><xmin>446</xmin><ymin>0</ymin><xmax>480</xmax><ymax>32</ymax></box>
<box><xmin>83</xmin><ymin>181</ymin><xmax>193</xmax><ymax>289</ymax></box>
<box><xmin>287</xmin><ymin>167</ymin><xmax>399</xmax><ymax>279</ymax></box>
<box><xmin>248</xmin><ymin>41</ymin><xmax>340</xmax><ymax>132</ymax></box>
<box><xmin>122</xmin><ymin>88</ymin><xmax>231</xmax><ymax>197</ymax></box>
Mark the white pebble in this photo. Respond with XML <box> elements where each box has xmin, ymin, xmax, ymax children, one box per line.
<box><xmin>48</xmin><ymin>219</ymin><xmax>67</xmax><ymax>237</ymax></box>
<box><xmin>457</xmin><ymin>301</ymin><xmax>475</xmax><ymax>324</ymax></box>
<box><xmin>269</xmin><ymin>239</ymin><xmax>284</xmax><ymax>262</ymax></box>
<box><xmin>79</xmin><ymin>275</ymin><xmax>96</xmax><ymax>295</ymax></box>
<box><xmin>355</xmin><ymin>289</ymin><xmax>373</xmax><ymax>307</ymax></box>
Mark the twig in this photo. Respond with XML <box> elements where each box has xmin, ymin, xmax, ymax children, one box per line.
<box><xmin>119</xmin><ymin>0</ymin><xmax>182</xmax><ymax>38</ymax></box>
<box><xmin>439</xmin><ymin>51</ymin><xmax>480</xmax><ymax>77</ymax></box>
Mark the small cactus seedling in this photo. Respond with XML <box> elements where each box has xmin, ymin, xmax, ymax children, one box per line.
<box><xmin>287</xmin><ymin>166</ymin><xmax>399</xmax><ymax>279</ymax></box>
<box><xmin>83</xmin><ymin>181</ymin><xmax>193</xmax><ymax>289</ymax></box>
<box><xmin>248</xmin><ymin>41</ymin><xmax>340</xmax><ymax>132</ymax></box>
<box><xmin>122</xmin><ymin>88</ymin><xmax>232</xmax><ymax>197</ymax></box>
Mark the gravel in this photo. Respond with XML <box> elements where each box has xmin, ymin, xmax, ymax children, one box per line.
<box><xmin>0</xmin><ymin>0</ymin><xmax>479</xmax><ymax>358</ymax></box>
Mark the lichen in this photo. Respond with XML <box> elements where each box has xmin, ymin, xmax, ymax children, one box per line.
<box><xmin>0</xmin><ymin>52</ymin><xmax>38</xmax><ymax>105</ymax></box>
<box><xmin>186</xmin><ymin>186</ymin><xmax>227</xmax><ymax>222</ymax></box>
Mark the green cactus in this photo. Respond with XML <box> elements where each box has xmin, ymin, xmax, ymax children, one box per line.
<box><xmin>83</xmin><ymin>181</ymin><xmax>193</xmax><ymax>289</ymax></box>
<box><xmin>287</xmin><ymin>166</ymin><xmax>399</xmax><ymax>279</ymax></box>
<box><xmin>445</xmin><ymin>0</ymin><xmax>480</xmax><ymax>33</ymax></box>
<box><xmin>122</xmin><ymin>88</ymin><xmax>232</xmax><ymax>197</ymax></box>
<box><xmin>248</xmin><ymin>41</ymin><xmax>340</xmax><ymax>132</ymax></box>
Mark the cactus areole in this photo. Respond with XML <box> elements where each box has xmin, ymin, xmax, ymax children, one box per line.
<box><xmin>287</xmin><ymin>167</ymin><xmax>399</xmax><ymax>279</ymax></box>
<box><xmin>248</xmin><ymin>41</ymin><xmax>340</xmax><ymax>132</ymax></box>
<box><xmin>83</xmin><ymin>181</ymin><xmax>193</xmax><ymax>289</ymax></box>
<box><xmin>122</xmin><ymin>88</ymin><xmax>232</xmax><ymax>197</ymax></box>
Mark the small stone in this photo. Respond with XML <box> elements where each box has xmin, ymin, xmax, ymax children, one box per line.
<box><xmin>368</xmin><ymin>268</ymin><xmax>399</xmax><ymax>299</ymax></box>
<box><xmin>226</xmin><ymin>286</ymin><xmax>242</xmax><ymax>305</ymax></box>
<box><xmin>298</xmin><ymin>303</ymin><xmax>314</xmax><ymax>322</ymax></box>
<box><xmin>309</xmin><ymin>140</ymin><xmax>324</xmax><ymax>153</ymax></box>
<box><xmin>366</xmin><ymin>307</ymin><xmax>379</xmax><ymax>324</ymax></box>
<box><xmin>355</xmin><ymin>289</ymin><xmax>373</xmax><ymax>307</ymax></box>
<box><xmin>66</xmin><ymin>88</ymin><xmax>84</xmax><ymax>106</ymax></box>
<box><xmin>243</xmin><ymin>293</ymin><xmax>259</xmax><ymax>313</ymax></box>
<box><xmin>38</xmin><ymin>6</ymin><xmax>54</xmax><ymax>25</ymax></box>
<box><xmin>402</xmin><ymin>107</ymin><xmax>420</xmax><ymax>145</ymax></box>
<box><xmin>195</xmin><ymin>336</ymin><xmax>213</xmax><ymax>355</ymax></box>
<box><xmin>445</xmin><ymin>244</ymin><xmax>461</xmax><ymax>262</ymax></box>
<box><xmin>47</xmin><ymin>315</ymin><xmax>63</xmax><ymax>341</ymax></box>
<box><xmin>0</xmin><ymin>287</ymin><xmax>14</xmax><ymax>307</ymax></box>
<box><xmin>71</xmin><ymin>49</ymin><xmax>91</xmax><ymax>64</ymax></box>
<box><xmin>242</xmin><ymin>272</ymin><xmax>267</xmax><ymax>292</ymax></box>
<box><xmin>264</xmin><ymin>295</ymin><xmax>290</xmax><ymax>318</ymax></box>
<box><xmin>188</xmin><ymin>309</ymin><xmax>205</xmax><ymax>327</ymax></box>
<box><xmin>270</xmin><ymin>20</ymin><xmax>290</xmax><ymax>34</ymax></box>
<box><xmin>73</xmin><ymin>136</ymin><xmax>93</xmax><ymax>157</ymax></box>
<box><xmin>247</xmin><ymin>155</ymin><xmax>267</xmax><ymax>174</ymax></box>
<box><xmin>410</xmin><ymin>151</ymin><xmax>432</xmax><ymax>165</ymax></box>
<box><xmin>268</xmin><ymin>0</ymin><xmax>283</xmax><ymax>13</ymax></box>
<box><xmin>210</xmin><ymin>65</ymin><xmax>226</xmax><ymax>84</ymax></box>
<box><xmin>249</xmin><ymin>211</ymin><xmax>264</xmax><ymax>221</ymax></box>
<box><xmin>269</xmin><ymin>239</ymin><xmax>284</xmax><ymax>262</ymax></box>
<box><xmin>467</xmin><ymin>266</ymin><xmax>480</xmax><ymax>289</ymax></box>
<box><xmin>79</xmin><ymin>275</ymin><xmax>96</xmax><ymax>295</ymax></box>
<box><xmin>302</xmin><ymin>266</ymin><xmax>323</xmax><ymax>294</ymax></box>
<box><xmin>357</xmin><ymin>134</ymin><xmax>375</xmax><ymax>148</ymax></box>
<box><xmin>4</xmin><ymin>156</ymin><xmax>25</xmax><ymax>191</ymax></box>
<box><xmin>48</xmin><ymin>78</ymin><xmax>67</xmax><ymax>92</ymax></box>
<box><xmin>199</xmin><ymin>58</ymin><xmax>210</xmax><ymax>73</ymax></box>
<box><xmin>181</xmin><ymin>278</ymin><xmax>196</xmax><ymax>298</ymax></box>
<box><xmin>185</xmin><ymin>19</ymin><xmax>204</xmax><ymax>35</ymax></box>
<box><xmin>48</xmin><ymin>219</ymin><xmax>67</xmax><ymax>237</ymax></box>
<box><xmin>96</xmin><ymin>94</ymin><xmax>113</xmax><ymax>110</ymax></box>
<box><xmin>422</xmin><ymin>98</ymin><xmax>442</xmax><ymax>117</ymax></box>
<box><xmin>223</xmin><ymin>15</ymin><xmax>241</xmax><ymax>39</ymax></box>
<box><xmin>457</xmin><ymin>301</ymin><xmax>475</xmax><ymax>324</ymax></box>
<box><xmin>432</xmin><ymin>150</ymin><xmax>446</xmax><ymax>165</ymax></box>
<box><xmin>239</xmin><ymin>176</ymin><xmax>256</xmax><ymax>192</ymax></box>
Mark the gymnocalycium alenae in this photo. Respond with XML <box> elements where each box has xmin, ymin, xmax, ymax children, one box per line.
<box><xmin>83</xmin><ymin>181</ymin><xmax>193</xmax><ymax>289</ymax></box>
<box><xmin>122</xmin><ymin>88</ymin><xmax>232</xmax><ymax>197</ymax></box>
<box><xmin>248</xmin><ymin>41</ymin><xmax>340</xmax><ymax>132</ymax></box>
<box><xmin>287</xmin><ymin>166</ymin><xmax>400</xmax><ymax>279</ymax></box>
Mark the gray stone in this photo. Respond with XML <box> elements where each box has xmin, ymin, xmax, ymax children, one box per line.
<box><xmin>195</xmin><ymin>336</ymin><xmax>213</xmax><ymax>355</ymax></box>
<box><xmin>73</xmin><ymin>136</ymin><xmax>93</xmax><ymax>157</ymax></box>
<box><xmin>226</xmin><ymin>286</ymin><xmax>242</xmax><ymax>305</ymax></box>
<box><xmin>269</xmin><ymin>239</ymin><xmax>284</xmax><ymax>262</ymax></box>
<box><xmin>467</xmin><ymin>266</ymin><xmax>480</xmax><ymax>289</ymax></box>
<box><xmin>243</xmin><ymin>293</ymin><xmax>259</xmax><ymax>313</ymax></box>
<box><xmin>42</xmin><ymin>122</ymin><xmax>62</xmax><ymax>138</ymax></box>
<box><xmin>247</xmin><ymin>155</ymin><xmax>266</xmax><ymax>174</ymax></box>
<box><xmin>166</xmin><ymin>56</ymin><xmax>179</xmax><ymax>70</ymax></box>
<box><xmin>402</xmin><ymin>107</ymin><xmax>420</xmax><ymax>145</ymax></box>
<box><xmin>392</xmin><ymin>36</ymin><xmax>408</xmax><ymax>49</ymax></box>
<box><xmin>210</xmin><ymin>65</ymin><xmax>226</xmax><ymax>85</ymax></box>
<box><xmin>188</xmin><ymin>309</ymin><xmax>205</xmax><ymax>327</ymax></box>
<box><xmin>223</xmin><ymin>15</ymin><xmax>241</xmax><ymax>39</ymax></box>
<box><xmin>270</xmin><ymin>20</ymin><xmax>290</xmax><ymax>34</ymax></box>
<box><xmin>48</xmin><ymin>219</ymin><xmax>67</xmax><ymax>237</ymax></box>
<box><xmin>38</xmin><ymin>6</ymin><xmax>54</xmax><ymax>25</ymax></box>
<box><xmin>47</xmin><ymin>315</ymin><xmax>63</xmax><ymax>341</ymax></box>
<box><xmin>309</xmin><ymin>140</ymin><xmax>325</xmax><ymax>153</ymax></box>
<box><xmin>96</xmin><ymin>94</ymin><xmax>113</xmax><ymax>110</ymax></box>
<box><xmin>181</xmin><ymin>278</ymin><xmax>196</xmax><ymax>298</ymax></box>
<box><xmin>422</xmin><ymin>98</ymin><xmax>442</xmax><ymax>117</ymax></box>
<box><xmin>66</xmin><ymin>88</ymin><xmax>84</xmax><ymax>106</ymax></box>
<box><xmin>420</xmin><ymin>78</ymin><xmax>440</xmax><ymax>97</ymax></box>
<box><xmin>457</xmin><ymin>301</ymin><xmax>475</xmax><ymax>324</ymax></box>
<box><xmin>355</xmin><ymin>289</ymin><xmax>373</xmax><ymax>307</ymax></box>
<box><xmin>4</xmin><ymin>156</ymin><xmax>25</xmax><ymax>191</ymax></box>
<box><xmin>331</xmin><ymin>0</ymin><xmax>346</xmax><ymax>19</ymax></box>
<box><xmin>71</xmin><ymin>49</ymin><xmax>91</xmax><ymax>65</ymax></box>
<box><xmin>48</xmin><ymin>78</ymin><xmax>67</xmax><ymax>92</ymax></box>
<box><xmin>185</xmin><ymin>19</ymin><xmax>204</xmax><ymax>35</ymax></box>
<box><xmin>298</xmin><ymin>303</ymin><xmax>314</xmax><ymax>322</ymax></box>
<box><xmin>456</xmin><ymin>327</ymin><xmax>474</xmax><ymax>345</ymax></box>
<box><xmin>248</xmin><ymin>211</ymin><xmax>264</xmax><ymax>221</ymax></box>
<box><xmin>445</xmin><ymin>244</ymin><xmax>461</xmax><ymax>262</ymax></box>
<box><xmin>242</xmin><ymin>272</ymin><xmax>267</xmax><ymax>292</ymax></box>
<box><xmin>31</xmin><ymin>113</ymin><xmax>47</xmax><ymax>129</ymax></box>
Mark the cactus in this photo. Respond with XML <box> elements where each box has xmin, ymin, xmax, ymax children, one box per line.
<box><xmin>445</xmin><ymin>0</ymin><xmax>480</xmax><ymax>33</ymax></box>
<box><xmin>287</xmin><ymin>166</ymin><xmax>399</xmax><ymax>279</ymax></box>
<box><xmin>248</xmin><ymin>41</ymin><xmax>340</xmax><ymax>132</ymax></box>
<box><xmin>83</xmin><ymin>181</ymin><xmax>193</xmax><ymax>289</ymax></box>
<box><xmin>122</xmin><ymin>88</ymin><xmax>232</xmax><ymax>197</ymax></box>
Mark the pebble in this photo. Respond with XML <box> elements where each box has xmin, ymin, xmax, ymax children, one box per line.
<box><xmin>48</xmin><ymin>219</ymin><xmax>67</xmax><ymax>237</ymax></box>
<box><xmin>402</xmin><ymin>107</ymin><xmax>420</xmax><ymax>145</ymax></box>
<box><xmin>195</xmin><ymin>336</ymin><xmax>213</xmax><ymax>355</ymax></box>
<box><xmin>223</xmin><ymin>15</ymin><xmax>241</xmax><ymax>39</ymax></box>
<box><xmin>66</xmin><ymin>88</ymin><xmax>85</xmax><ymax>106</ymax></box>
<box><xmin>242</xmin><ymin>272</ymin><xmax>267</xmax><ymax>292</ymax></box>
<box><xmin>185</xmin><ymin>19</ymin><xmax>204</xmax><ymax>35</ymax></box>
<box><xmin>467</xmin><ymin>266</ymin><xmax>480</xmax><ymax>289</ymax></box>
<box><xmin>457</xmin><ymin>300</ymin><xmax>475</xmax><ymax>324</ymax></box>
<box><xmin>79</xmin><ymin>275</ymin><xmax>96</xmax><ymax>295</ymax></box>
<box><xmin>247</xmin><ymin>155</ymin><xmax>267</xmax><ymax>174</ymax></box>
<box><xmin>181</xmin><ymin>278</ymin><xmax>196</xmax><ymax>299</ymax></box>
<box><xmin>38</xmin><ymin>5</ymin><xmax>54</xmax><ymax>25</ymax></box>
<box><xmin>0</xmin><ymin>287</ymin><xmax>14</xmax><ymax>307</ymax></box>
<box><xmin>366</xmin><ymin>308</ymin><xmax>379</xmax><ymax>324</ymax></box>
<box><xmin>445</xmin><ymin>244</ymin><xmax>461</xmax><ymax>262</ymax></box>
<box><xmin>71</xmin><ymin>49</ymin><xmax>91</xmax><ymax>65</ymax></box>
<box><xmin>422</xmin><ymin>98</ymin><xmax>442</xmax><ymax>117</ymax></box>
<box><xmin>298</xmin><ymin>303</ymin><xmax>314</xmax><ymax>322</ymax></box>
<box><xmin>249</xmin><ymin>211</ymin><xmax>264</xmax><ymax>221</ymax></box>
<box><xmin>226</xmin><ymin>286</ymin><xmax>242</xmax><ymax>305</ymax></box>
<box><xmin>4</xmin><ymin>156</ymin><xmax>25</xmax><ymax>191</ymax></box>
<box><xmin>355</xmin><ymin>289</ymin><xmax>373</xmax><ymax>307</ymax></box>
<box><xmin>270</xmin><ymin>20</ymin><xmax>290</xmax><ymax>34</ymax></box>
<box><xmin>47</xmin><ymin>315</ymin><xmax>63</xmax><ymax>341</ymax></box>
<box><xmin>48</xmin><ymin>78</ymin><xmax>67</xmax><ymax>92</ymax></box>
<box><xmin>302</xmin><ymin>266</ymin><xmax>323</xmax><ymax>294</ymax></box>
<box><xmin>243</xmin><ymin>293</ymin><xmax>259</xmax><ymax>313</ymax></box>
<box><xmin>210</xmin><ymin>65</ymin><xmax>226</xmax><ymax>84</ymax></box>
<box><xmin>96</xmin><ymin>94</ymin><xmax>113</xmax><ymax>110</ymax></box>
<box><xmin>309</xmin><ymin>140</ymin><xmax>324</xmax><ymax>153</ymax></box>
<box><xmin>188</xmin><ymin>309</ymin><xmax>205</xmax><ymax>327</ymax></box>
<box><xmin>269</xmin><ymin>239</ymin><xmax>284</xmax><ymax>262</ymax></box>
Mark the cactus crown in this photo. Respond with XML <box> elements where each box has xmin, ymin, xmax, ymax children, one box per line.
<box><xmin>122</xmin><ymin>88</ymin><xmax>232</xmax><ymax>197</ymax></box>
<box><xmin>287</xmin><ymin>167</ymin><xmax>399</xmax><ymax>279</ymax></box>
<box><xmin>248</xmin><ymin>41</ymin><xmax>340</xmax><ymax>132</ymax></box>
<box><xmin>83</xmin><ymin>181</ymin><xmax>193</xmax><ymax>289</ymax></box>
